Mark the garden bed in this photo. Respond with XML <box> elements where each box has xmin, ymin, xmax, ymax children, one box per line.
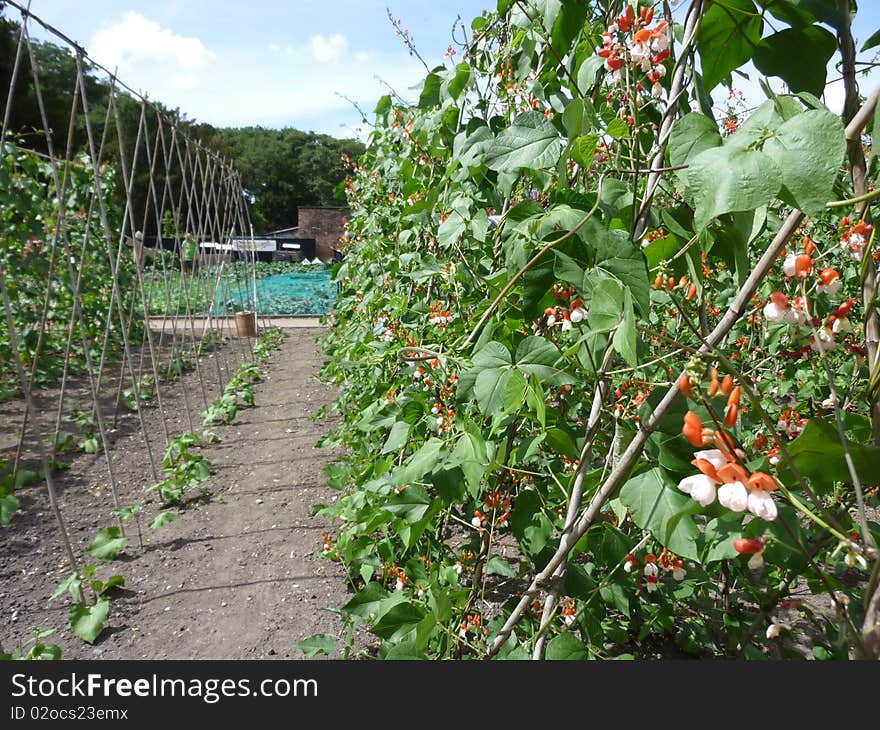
<box><xmin>0</xmin><ymin>327</ymin><xmax>357</xmax><ymax>659</ymax></box>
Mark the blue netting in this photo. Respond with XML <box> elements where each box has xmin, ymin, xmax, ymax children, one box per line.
<box><xmin>213</xmin><ymin>269</ymin><xmax>337</xmax><ymax>315</ymax></box>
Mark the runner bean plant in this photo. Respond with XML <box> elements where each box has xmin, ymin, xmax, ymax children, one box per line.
<box><xmin>318</xmin><ymin>0</ymin><xmax>880</xmax><ymax>659</ymax></box>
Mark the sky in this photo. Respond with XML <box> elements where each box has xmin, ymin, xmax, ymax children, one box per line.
<box><xmin>15</xmin><ymin>0</ymin><xmax>496</xmax><ymax>138</ymax></box>
<box><xmin>8</xmin><ymin>1</ymin><xmax>880</xmax><ymax>140</ymax></box>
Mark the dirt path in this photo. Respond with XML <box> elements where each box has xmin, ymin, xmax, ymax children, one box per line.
<box><xmin>1</xmin><ymin>327</ymin><xmax>355</xmax><ymax>659</ymax></box>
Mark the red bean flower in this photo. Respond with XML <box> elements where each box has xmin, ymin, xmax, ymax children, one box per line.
<box><xmin>817</xmin><ymin>268</ymin><xmax>840</xmax><ymax>296</ymax></box>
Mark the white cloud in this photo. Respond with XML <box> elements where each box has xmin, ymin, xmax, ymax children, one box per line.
<box><xmin>89</xmin><ymin>11</ymin><xmax>215</xmax><ymax>90</ymax></box>
<box><xmin>309</xmin><ymin>33</ymin><xmax>348</xmax><ymax>63</ymax></box>
<box><xmin>81</xmin><ymin>17</ymin><xmax>429</xmax><ymax>136</ymax></box>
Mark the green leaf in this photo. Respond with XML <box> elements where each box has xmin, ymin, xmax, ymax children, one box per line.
<box><xmin>757</xmin><ymin>0</ymin><xmax>849</xmax><ymax>31</ymax></box>
<box><xmin>475</xmin><ymin>367</ymin><xmax>516</xmax><ymax>414</ymax></box>
<box><xmin>618</xmin><ymin>468</ymin><xmax>701</xmax><ymax>561</ymax></box>
<box><xmin>763</xmin><ymin>108</ymin><xmax>846</xmax><ymax>216</ymax></box>
<box><xmin>191</xmin><ymin>458</ymin><xmax>211</xmax><ymax>482</ymax></box>
<box><xmin>85</xmin><ymin>527</ymin><xmax>128</xmax><ymax>561</ymax></box>
<box><xmin>95</xmin><ymin>575</ymin><xmax>125</xmax><ymax>595</ymax></box>
<box><xmin>383</xmin><ymin>640</ymin><xmax>428</xmax><ymax>659</ymax></box>
<box><xmin>50</xmin><ymin>572</ymin><xmax>82</xmax><ymax>602</ymax></box>
<box><xmin>753</xmin><ymin>26</ymin><xmax>837</xmax><ymax>96</ymax></box>
<box><xmin>612</xmin><ymin>290</ymin><xmax>638</xmax><ymax>367</ymax></box>
<box><xmin>371</xmin><ymin>602</ymin><xmax>428</xmax><ymax>640</ymax></box>
<box><xmin>14</xmin><ymin>469</ymin><xmax>37</xmax><ymax>489</ymax></box>
<box><xmin>545</xmin><ymin>632</ymin><xmax>588</xmax><ymax>660</ymax></box>
<box><xmin>784</xmin><ymin>419</ymin><xmax>880</xmax><ymax>493</ymax></box>
<box><xmin>571</xmin><ymin>134</ymin><xmax>599</xmax><ymax>168</ymax></box>
<box><xmin>521</xmin><ymin>257</ymin><xmax>556</xmax><ymax>320</ymax></box>
<box><xmin>459</xmin><ymin>340</ymin><xmax>512</xmax><ymax>398</ymax></box>
<box><xmin>592</xmin><ymin>223</ymin><xmax>651</xmax><ymax>316</ymax></box>
<box><xmin>359</xmin><ymin>564</ymin><xmax>376</xmax><ymax>585</ymax></box>
<box><xmin>515</xmin><ymin>336</ymin><xmax>574</xmax><ymax>386</ymax></box>
<box><xmin>444</xmin><ymin>62</ymin><xmax>471</xmax><ymax>100</ymax></box>
<box><xmin>588</xmin><ymin>277</ymin><xmax>625</xmax><ymax>332</ymax></box>
<box><xmin>342</xmin><ymin>582</ymin><xmax>397</xmax><ymax>620</ymax></box>
<box><xmin>149</xmin><ymin>510</ymin><xmax>178</xmax><ymax>529</ymax></box>
<box><xmin>382</xmin><ymin>421</ymin><xmax>411</xmax><ymax>454</ymax></box>
<box><xmin>510</xmin><ymin>489</ymin><xmax>553</xmax><ymax>560</ymax></box>
<box><xmin>684</xmin><ymin>145</ymin><xmax>781</xmax><ymax>230</ymax></box>
<box><xmin>398</xmin><ymin>499</ymin><xmax>440</xmax><ymax>550</ymax></box>
<box><xmin>597</xmin><ymin>178</ymin><xmax>632</xmax><ymax>214</ymax></box>
<box><xmin>553</xmin><ymin>250</ymin><xmax>587</xmax><ymax>290</ymax></box>
<box><xmin>384</xmin><ymin>485</ymin><xmax>432</xmax><ymax>523</ymax></box>
<box><xmin>730</xmin><ymin>97</ymin><xmax>801</xmax><ymax>147</ymax></box>
<box><xmin>606</xmin><ymin>117</ymin><xmax>630</xmax><ymax>139</ymax></box>
<box><xmin>703</xmin><ymin>515</ymin><xmax>743</xmax><ymax>563</ymax></box>
<box><xmin>862</xmin><ymin>27</ymin><xmax>880</xmax><ymax>52</ymax></box>
<box><xmin>576</xmin><ymin>55</ymin><xmax>604</xmax><ymax>93</ymax></box>
<box><xmin>563</xmin><ymin>99</ymin><xmax>584</xmax><ymax>139</ymax></box>
<box><xmin>431</xmin><ymin>467</ymin><xmax>467</xmax><ymax>504</ymax></box>
<box><xmin>564</xmin><ymin>562</ymin><xmax>597</xmax><ymax>598</ymax></box>
<box><xmin>712</xmin><ymin>218</ymin><xmax>751</xmax><ymax>288</ymax></box>
<box><xmin>69</xmin><ymin>598</ymin><xmax>109</xmax><ymax>644</ymax></box>
<box><xmin>526</xmin><ymin>372</ymin><xmax>547</xmax><ymax>427</ymax></box>
<box><xmin>438</xmin><ymin>211</ymin><xmax>467</xmax><ymax>247</ymax></box>
<box><xmin>600</xmin><ymin>584</ymin><xmax>631</xmax><ymax>617</ymax></box>
<box><xmin>394</xmin><ymin>438</ymin><xmax>444</xmax><ymax>486</ymax></box>
<box><xmin>643</xmin><ymin>235</ymin><xmax>687</xmax><ymax>274</ymax></box>
<box><xmin>502</xmin><ymin>368</ymin><xmax>528</xmax><ymax>412</ymax></box>
<box><xmin>419</xmin><ymin>72</ymin><xmax>442</xmax><ymax>108</ymax></box>
<box><xmin>545</xmin><ymin>427</ymin><xmax>580</xmax><ymax>461</ymax></box>
<box><xmin>698</xmin><ymin>0</ymin><xmax>763</xmax><ymax>92</ymax></box>
<box><xmin>453</xmin><ymin>125</ymin><xmax>495</xmax><ymax>170</ymax></box>
<box><xmin>669</xmin><ymin>113</ymin><xmax>721</xmax><ymax>168</ymax></box>
<box><xmin>297</xmin><ymin>634</ymin><xmax>336</xmax><ymax>657</ymax></box>
<box><xmin>487</xmin><ymin>110</ymin><xmax>564</xmax><ymax>172</ymax></box>
<box><xmin>486</xmin><ymin>555</ymin><xmax>517</xmax><ymax>578</ymax></box>
<box><xmin>0</xmin><ymin>492</ymin><xmax>19</xmax><ymax>524</ymax></box>
<box><xmin>454</xmin><ymin>429</ymin><xmax>490</xmax><ymax>500</ymax></box>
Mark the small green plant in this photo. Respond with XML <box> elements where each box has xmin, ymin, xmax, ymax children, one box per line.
<box><xmin>149</xmin><ymin>510</ymin><xmax>179</xmax><ymax>529</ymax></box>
<box><xmin>81</xmin><ymin>563</ymin><xmax>126</xmax><ymax>597</ymax></box>
<box><xmin>253</xmin><ymin>327</ymin><xmax>284</xmax><ymax>362</ymax></box>
<box><xmin>67</xmin><ymin>408</ymin><xmax>96</xmax><ymax>430</ymax></box>
<box><xmin>47</xmin><ymin>525</ymin><xmax>128</xmax><ymax>647</ymax></box>
<box><xmin>225</xmin><ymin>371</ymin><xmax>256</xmax><ymax>406</ymax></box>
<box><xmin>201</xmin><ymin>392</ymin><xmax>239</xmax><ymax>427</ymax></box>
<box><xmin>147</xmin><ymin>432</ymin><xmax>212</xmax><ymax>505</ymax></box>
<box><xmin>201</xmin><ymin>361</ymin><xmax>260</xmax><ymax>429</ymax></box>
<box><xmin>0</xmin><ymin>459</ymin><xmax>22</xmax><ymax>525</ymax></box>
<box><xmin>0</xmin><ymin>628</ymin><xmax>61</xmax><ymax>660</ymax></box>
<box><xmin>50</xmin><ymin>429</ymin><xmax>75</xmax><ymax>454</ymax></box>
<box><xmin>112</xmin><ymin>503</ymin><xmax>140</xmax><ymax>524</ymax></box>
<box><xmin>162</xmin><ymin>354</ymin><xmax>195</xmax><ymax>382</ymax></box>
<box><xmin>198</xmin><ymin>330</ymin><xmax>226</xmax><ymax>355</ymax></box>
<box><xmin>66</xmin><ymin>409</ymin><xmax>100</xmax><ymax>453</ymax></box>
<box><xmin>121</xmin><ymin>374</ymin><xmax>155</xmax><ymax>412</ymax></box>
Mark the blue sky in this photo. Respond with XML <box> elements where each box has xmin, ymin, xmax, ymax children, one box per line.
<box><xmin>18</xmin><ymin>0</ymin><xmax>496</xmax><ymax>137</ymax></box>
<box><xmin>11</xmin><ymin>1</ymin><xmax>880</xmax><ymax>139</ymax></box>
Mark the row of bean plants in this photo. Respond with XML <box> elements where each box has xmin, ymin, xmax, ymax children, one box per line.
<box><xmin>317</xmin><ymin>0</ymin><xmax>880</xmax><ymax>659</ymax></box>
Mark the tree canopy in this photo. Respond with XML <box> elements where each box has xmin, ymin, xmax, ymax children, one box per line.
<box><xmin>216</xmin><ymin>127</ymin><xmax>364</xmax><ymax>232</ymax></box>
<box><xmin>0</xmin><ymin>5</ymin><xmax>363</xmax><ymax>235</ymax></box>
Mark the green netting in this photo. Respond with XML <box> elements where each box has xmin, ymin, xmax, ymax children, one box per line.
<box><xmin>213</xmin><ymin>269</ymin><xmax>338</xmax><ymax>315</ymax></box>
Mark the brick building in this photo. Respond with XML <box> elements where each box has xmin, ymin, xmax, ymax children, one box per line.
<box><xmin>295</xmin><ymin>206</ymin><xmax>349</xmax><ymax>261</ymax></box>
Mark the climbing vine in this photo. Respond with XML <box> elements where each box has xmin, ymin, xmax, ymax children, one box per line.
<box><xmin>318</xmin><ymin>0</ymin><xmax>880</xmax><ymax>660</ymax></box>
<box><xmin>0</xmin><ymin>142</ymin><xmax>140</xmax><ymax>398</ymax></box>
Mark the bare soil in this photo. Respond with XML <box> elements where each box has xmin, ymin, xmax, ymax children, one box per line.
<box><xmin>0</xmin><ymin>326</ymin><xmax>358</xmax><ymax>659</ymax></box>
